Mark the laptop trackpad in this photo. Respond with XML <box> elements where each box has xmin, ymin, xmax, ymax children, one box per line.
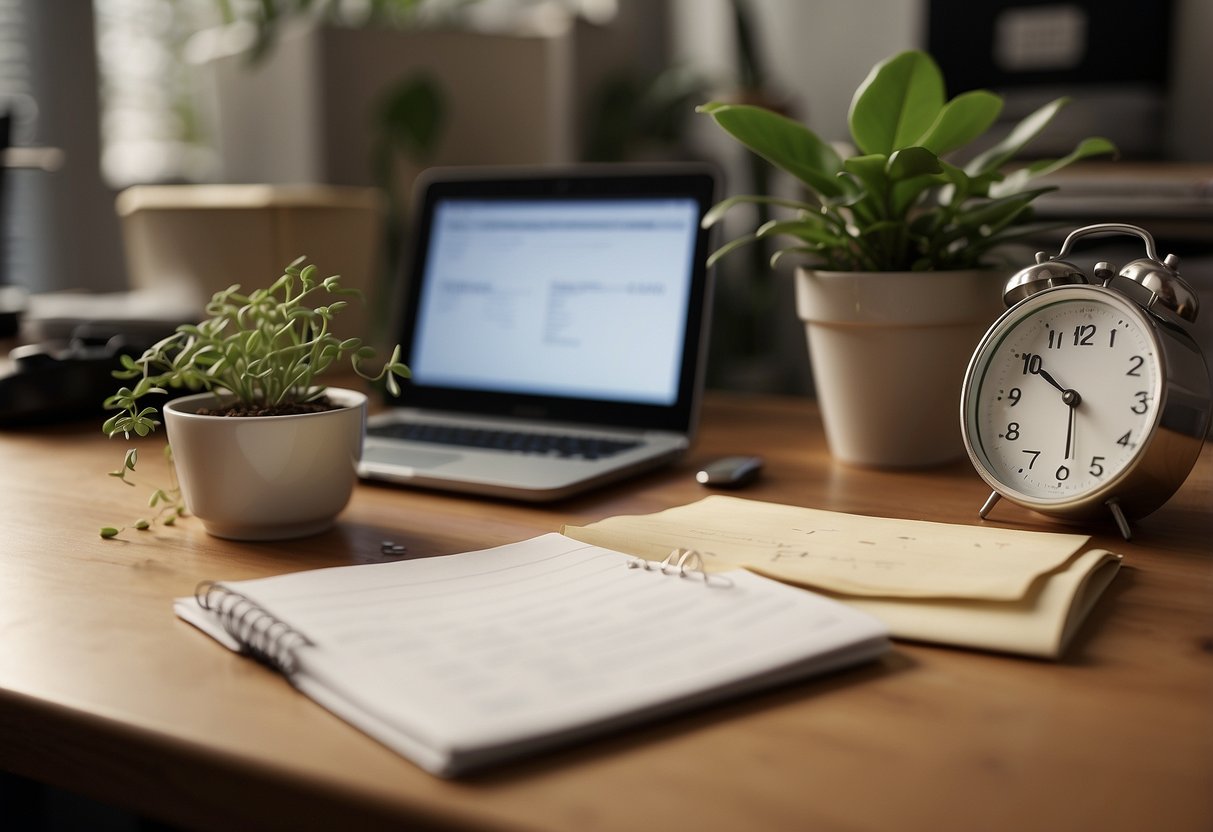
<box><xmin>366</xmin><ymin>447</ymin><xmax>463</xmax><ymax>469</ymax></box>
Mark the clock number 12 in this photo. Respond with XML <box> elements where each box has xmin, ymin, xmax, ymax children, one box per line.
<box><xmin>1043</xmin><ymin>325</ymin><xmax>1098</xmax><ymax>349</ymax></box>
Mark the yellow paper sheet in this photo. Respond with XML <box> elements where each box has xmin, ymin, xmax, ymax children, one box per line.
<box><xmin>823</xmin><ymin>548</ymin><xmax>1122</xmax><ymax>658</ymax></box>
<box><xmin>562</xmin><ymin>496</ymin><xmax>1123</xmax><ymax>658</ymax></box>
<box><xmin>563</xmin><ymin>495</ymin><xmax>1090</xmax><ymax>601</ymax></box>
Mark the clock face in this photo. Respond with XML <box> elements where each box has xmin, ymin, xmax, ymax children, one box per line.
<box><xmin>963</xmin><ymin>286</ymin><xmax>1164</xmax><ymax>506</ymax></box>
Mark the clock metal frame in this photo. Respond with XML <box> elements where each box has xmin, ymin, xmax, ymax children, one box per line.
<box><xmin>959</xmin><ymin>223</ymin><xmax>1211</xmax><ymax>540</ymax></box>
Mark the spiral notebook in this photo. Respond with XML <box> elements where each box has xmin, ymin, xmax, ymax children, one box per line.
<box><xmin>174</xmin><ymin>534</ymin><xmax>889</xmax><ymax>776</ymax></box>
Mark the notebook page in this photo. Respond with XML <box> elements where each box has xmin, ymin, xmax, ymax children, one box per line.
<box><xmin>192</xmin><ymin>534</ymin><xmax>888</xmax><ymax>756</ymax></box>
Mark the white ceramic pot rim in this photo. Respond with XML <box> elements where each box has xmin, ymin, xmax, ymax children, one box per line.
<box><xmin>164</xmin><ymin>387</ymin><xmax>367</xmax><ymax>420</ymax></box>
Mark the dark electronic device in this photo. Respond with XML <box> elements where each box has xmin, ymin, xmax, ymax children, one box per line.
<box><xmin>0</xmin><ymin>321</ymin><xmax>177</xmax><ymax>427</ymax></box>
<box><xmin>696</xmin><ymin>455</ymin><xmax>764</xmax><ymax>488</ymax></box>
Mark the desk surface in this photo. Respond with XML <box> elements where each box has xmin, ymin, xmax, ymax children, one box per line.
<box><xmin>1</xmin><ymin>393</ymin><xmax>1210</xmax><ymax>832</ymax></box>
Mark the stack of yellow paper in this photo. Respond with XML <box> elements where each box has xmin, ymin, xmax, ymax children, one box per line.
<box><xmin>563</xmin><ymin>495</ymin><xmax>1122</xmax><ymax>659</ymax></box>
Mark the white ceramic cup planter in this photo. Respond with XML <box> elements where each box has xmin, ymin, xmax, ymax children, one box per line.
<box><xmin>795</xmin><ymin>268</ymin><xmax>1005</xmax><ymax>468</ymax></box>
<box><xmin>164</xmin><ymin>388</ymin><xmax>367</xmax><ymax>540</ymax></box>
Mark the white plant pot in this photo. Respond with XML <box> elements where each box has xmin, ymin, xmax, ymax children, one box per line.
<box><xmin>795</xmin><ymin>268</ymin><xmax>1005</xmax><ymax>468</ymax></box>
<box><xmin>163</xmin><ymin>388</ymin><xmax>367</xmax><ymax>540</ymax></box>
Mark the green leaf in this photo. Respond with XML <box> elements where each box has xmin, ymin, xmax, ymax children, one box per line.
<box><xmin>701</xmin><ymin>194</ymin><xmax>820</xmax><ymax>228</ymax></box>
<box><xmin>939</xmin><ymin>188</ymin><xmax>1053</xmax><ymax>248</ymax></box>
<box><xmin>890</xmin><ymin>174</ymin><xmax>943</xmax><ymax>219</ymax></box>
<box><xmin>769</xmin><ymin>246</ymin><xmax>823</xmax><ymax>269</ymax></box>
<box><xmin>855</xmin><ymin>219</ymin><xmax>907</xmax><ymax>240</ymax></box>
<box><xmin>841</xmin><ymin>154</ymin><xmax>889</xmax><ymax>208</ymax></box>
<box><xmin>887</xmin><ymin>146</ymin><xmax>942</xmax><ymax>180</ymax></box>
<box><xmin>705</xmin><ymin>231</ymin><xmax>760</xmax><ymax>268</ymax></box>
<box><xmin>134</xmin><ymin>519</ymin><xmax>150</xmax><ymax>530</ymax></box>
<box><xmin>884</xmin><ymin>148</ymin><xmax>946</xmax><ymax>217</ymax></box>
<box><xmin>124</xmin><ymin>448</ymin><xmax>138</xmax><ymax>470</ymax></box>
<box><xmin>100</xmin><ymin>527</ymin><xmax>120</xmax><ymax>539</ymax></box>
<box><xmin>848</xmin><ymin>51</ymin><xmax>944</xmax><ymax>156</ymax></box>
<box><xmin>965</xmin><ymin>97</ymin><xmax>1069</xmax><ymax>176</ymax></box>
<box><xmin>988</xmin><ymin>137</ymin><xmax>1118</xmax><ymax>198</ymax></box>
<box><xmin>698</xmin><ymin>102</ymin><xmax>850</xmax><ymax>199</ymax></box>
<box><xmin>755</xmin><ymin>219</ymin><xmax>840</xmax><ymax>246</ymax></box>
<box><xmin>914</xmin><ymin>90</ymin><xmax>1003</xmax><ymax>156</ymax></box>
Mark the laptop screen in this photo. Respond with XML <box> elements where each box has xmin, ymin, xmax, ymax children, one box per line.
<box><xmin>411</xmin><ymin>197</ymin><xmax>699</xmax><ymax>406</ymax></box>
<box><xmin>389</xmin><ymin>167</ymin><xmax>717</xmax><ymax>432</ymax></box>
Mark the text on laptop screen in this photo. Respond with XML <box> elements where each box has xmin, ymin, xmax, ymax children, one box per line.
<box><xmin>410</xmin><ymin>198</ymin><xmax>700</xmax><ymax>406</ymax></box>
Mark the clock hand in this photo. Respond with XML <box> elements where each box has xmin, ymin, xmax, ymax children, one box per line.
<box><xmin>1061</xmin><ymin>388</ymin><xmax>1081</xmax><ymax>460</ymax></box>
<box><xmin>1036</xmin><ymin>360</ymin><xmax>1084</xmax><ymax>408</ymax></box>
<box><xmin>1064</xmin><ymin>398</ymin><xmax>1076</xmax><ymax>460</ymax></box>
<box><xmin>1036</xmin><ymin>366</ymin><xmax>1067</xmax><ymax>395</ymax></box>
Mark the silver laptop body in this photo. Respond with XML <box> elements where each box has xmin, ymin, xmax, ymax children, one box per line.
<box><xmin>358</xmin><ymin>165</ymin><xmax>717</xmax><ymax>501</ymax></box>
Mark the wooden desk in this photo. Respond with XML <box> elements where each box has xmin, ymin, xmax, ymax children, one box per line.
<box><xmin>1</xmin><ymin>393</ymin><xmax>1210</xmax><ymax>831</ymax></box>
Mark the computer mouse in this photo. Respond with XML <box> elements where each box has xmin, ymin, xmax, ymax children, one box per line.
<box><xmin>695</xmin><ymin>455</ymin><xmax>764</xmax><ymax>488</ymax></box>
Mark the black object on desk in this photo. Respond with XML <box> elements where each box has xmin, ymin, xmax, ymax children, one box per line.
<box><xmin>696</xmin><ymin>455</ymin><xmax>764</xmax><ymax>488</ymax></box>
<box><xmin>0</xmin><ymin>321</ymin><xmax>177</xmax><ymax>426</ymax></box>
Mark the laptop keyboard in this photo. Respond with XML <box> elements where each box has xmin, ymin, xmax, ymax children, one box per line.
<box><xmin>368</xmin><ymin>422</ymin><xmax>642</xmax><ymax>460</ymax></box>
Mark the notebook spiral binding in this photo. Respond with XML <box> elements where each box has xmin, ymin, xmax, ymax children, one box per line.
<box><xmin>195</xmin><ymin>581</ymin><xmax>314</xmax><ymax>675</ymax></box>
<box><xmin>625</xmin><ymin>548</ymin><xmax>732</xmax><ymax>587</ymax></box>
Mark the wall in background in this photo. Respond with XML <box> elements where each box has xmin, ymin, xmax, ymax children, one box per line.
<box><xmin>1166</xmin><ymin>0</ymin><xmax>1213</xmax><ymax>161</ymax></box>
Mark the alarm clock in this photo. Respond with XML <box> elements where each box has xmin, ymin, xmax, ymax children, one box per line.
<box><xmin>960</xmin><ymin>223</ymin><xmax>1211</xmax><ymax>540</ymax></box>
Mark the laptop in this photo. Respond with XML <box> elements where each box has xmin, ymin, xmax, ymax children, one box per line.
<box><xmin>358</xmin><ymin>165</ymin><xmax>718</xmax><ymax>501</ymax></box>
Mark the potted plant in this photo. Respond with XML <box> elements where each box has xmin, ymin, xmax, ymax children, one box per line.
<box><xmin>101</xmin><ymin>257</ymin><xmax>410</xmax><ymax>541</ymax></box>
<box><xmin>699</xmin><ymin>49</ymin><xmax>1116</xmax><ymax>467</ymax></box>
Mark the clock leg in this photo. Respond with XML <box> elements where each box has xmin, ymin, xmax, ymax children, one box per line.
<box><xmin>1106</xmin><ymin>499</ymin><xmax>1133</xmax><ymax>541</ymax></box>
<box><xmin>979</xmin><ymin>491</ymin><xmax>1001</xmax><ymax>519</ymax></box>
